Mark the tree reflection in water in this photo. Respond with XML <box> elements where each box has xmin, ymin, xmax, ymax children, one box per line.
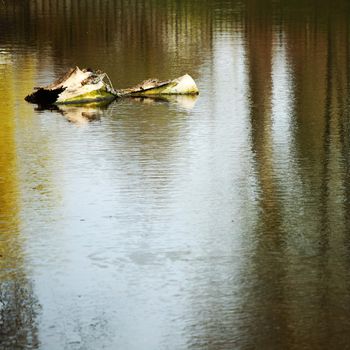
<box><xmin>0</xmin><ymin>58</ymin><xmax>40</xmax><ymax>350</ymax></box>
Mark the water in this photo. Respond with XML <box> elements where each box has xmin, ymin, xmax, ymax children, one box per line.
<box><xmin>1</xmin><ymin>1</ymin><xmax>350</xmax><ymax>349</ymax></box>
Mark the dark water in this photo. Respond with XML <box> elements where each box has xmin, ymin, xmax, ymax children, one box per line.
<box><xmin>1</xmin><ymin>0</ymin><xmax>350</xmax><ymax>349</ymax></box>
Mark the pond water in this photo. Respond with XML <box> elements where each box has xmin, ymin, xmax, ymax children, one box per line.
<box><xmin>1</xmin><ymin>1</ymin><xmax>350</xmax><ymax>349</ymax></box>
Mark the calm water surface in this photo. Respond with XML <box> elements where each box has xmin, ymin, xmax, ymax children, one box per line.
<box><xmin>1</xmin><ymin>1</ymin><xmax>350</xmax><ymax>349</ymax></box>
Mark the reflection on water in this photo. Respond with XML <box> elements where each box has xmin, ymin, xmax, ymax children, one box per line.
<box><xmin>34</xmin><ymin>95</ymin><xmax>198</xmax><ymax>126</ymax></box>
<box><xmin>0</xmin><ymin>281</ymin><xmax>40</xmax><ymax>349</ymax></box>
<box><xmin>0</xmin><ymin>59</ymin><xmax>40</xmax><ymax>349</ymax></box>
<box><xmin>40</xmin><ymin>95</ymin><xmax>198</xmax><ymax>126</ymax></box>
<box><xmin>51</xmin><ymin>102</ymin><xmax>113</xmax><ymax>125</ymax></box>
<box><xmin>1</xmin><ymin>0</ymin><xmax>350</xmax><ymax>349</ymax></box>
<box><xmin>124</xmin><ymin>94</ymin><xmax>198</xmax><ymax>111</ymax></box>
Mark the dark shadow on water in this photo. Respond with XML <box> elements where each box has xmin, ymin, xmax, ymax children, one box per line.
<box><xmin>0</xmin><ymin>280</ymin><xmax>41</xmax><ymax>350</ymax></box>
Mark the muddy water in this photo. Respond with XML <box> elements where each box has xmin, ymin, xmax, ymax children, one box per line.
<box><xmin>1</xmin><ymin>1</ymin><xmax>350</xmax><ymax>349</ymax></box>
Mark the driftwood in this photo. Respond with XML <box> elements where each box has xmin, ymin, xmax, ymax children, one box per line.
<box><xmin>117</xmin><ymin>74</ymin><xmax>199</xmax><ymax>97</ymax></box>
<box><xmin>25</xmin><ymin>67</ymin><xmax>199</xmax><ymax>106</ymax></box>
<box><xmin>25</xmin><ymin>67</ymin><xmax>116</xmax><ymax>106</ymax></box>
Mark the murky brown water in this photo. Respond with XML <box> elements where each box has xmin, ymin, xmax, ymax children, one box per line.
<box><xmin>1</xmin><ymin>1</ymin><xmax>350</xmax><ymax>349</ymax></box>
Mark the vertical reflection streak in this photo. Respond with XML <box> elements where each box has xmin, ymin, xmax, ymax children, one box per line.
<box><xmin>0</xmin><ymin>56</ymin><xmax>40</xmax><ymax>349</ymax></box>
<box><xmin>244</xmin><ymin>3</ymin><xmax>291</xmax><ymax>348</ymax></box>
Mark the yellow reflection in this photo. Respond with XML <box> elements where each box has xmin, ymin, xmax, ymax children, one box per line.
<box><xmin>0</xmin><ymin>55</ymin><xmax>40</xmax><ymax>347</ymax></box>
<box><xmin>0</xmin><ymin>54</ymin><xmax>38</xmax><ymax>269</ymax></box>
<box><xmin>0</xmin><ymin>60</ymin><xmax>20</xmax><ymax>278</ymax></box>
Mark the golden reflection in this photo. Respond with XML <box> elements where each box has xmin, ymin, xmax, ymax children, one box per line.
<box><xmin>0</xmin><ymin>60</ymin><xmax>19</xmax><ymax>276</ymax></box>
<box><xmin>0</xmin><ymin>58</ymin><xmax>40</xmax><ymax>348</ymax></box>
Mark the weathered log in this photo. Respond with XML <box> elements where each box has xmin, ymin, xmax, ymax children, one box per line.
<box><xmin>117</xmin><ymin>74</ymin><xmax>199</xmax><ymax>96</ymax></box>
<box><xmin>25</xmin><ymin>67</ymin><xmax>199</xmax><ymax>106</ymax></box>
<box><xmin>25</xmin><ymin>67</ymin><xmax>116</xmax><ymax>106</ymax></box>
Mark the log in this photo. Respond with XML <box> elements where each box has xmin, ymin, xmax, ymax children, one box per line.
<box><xmin>25</xmin><ymin>68</ymin><xmax>199</xmax><ymax>106</ymax></box>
